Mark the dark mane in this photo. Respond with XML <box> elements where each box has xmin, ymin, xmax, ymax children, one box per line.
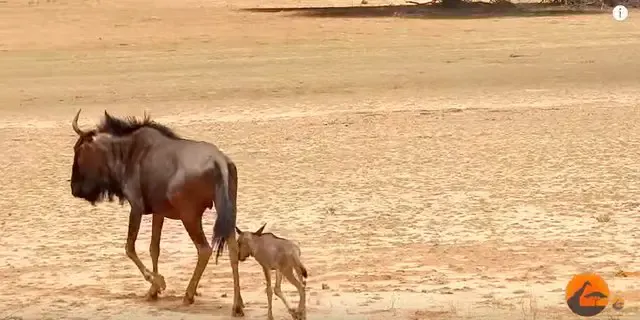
<box><xmin>97</xmin><ymin>112</ymin><xmax>181</xmax><ymax>139</ymax></box>
<box><xmin>259</xmin><ymin>232</ymin><xmax>287</xmax><ymax>241</ymax></box>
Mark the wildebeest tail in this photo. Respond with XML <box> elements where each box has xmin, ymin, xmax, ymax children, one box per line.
<box><xmin>293</xmin><ymin>253</ymin><xmax>308</xmax><ymax>283</ymax></box>
<box><xmin>212</xmin><ymin>158</ymin><xmax>236</xmax><ymax>264</ymax></box>
<box><xmin>297</xmin><ymin>264</ymin><xmax>308</xmax><ymax>286</ymax></box>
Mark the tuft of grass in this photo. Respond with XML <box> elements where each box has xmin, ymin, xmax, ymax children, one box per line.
<box><xmin>519</xmin><ymin>291</ymin><xmax>539</xmax><ymax>320</ymax></box>
<box><xmin>594</xmin><ymin>213</ymin><xmax>611</xmax><ymax>223</ymax></box>
<box><xmin>325</xmin><ymin>206</ymin><xmax>336</xmax><ymax>215</ymax></box>
<box><xmin>382</xmin><ymin>293</ymin><xmax>399</xmax><ymax>316</ymax></box>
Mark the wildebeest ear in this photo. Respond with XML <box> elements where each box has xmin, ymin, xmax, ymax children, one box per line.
<box><xmin>235</xmin><ymin>226</ymin><xmax>242</xmax><ymax>234</ymax></box>
<box><xmin>255</xmin><ymin>223</ymin><xmax>266</xmax><ymax>235</ymax></box>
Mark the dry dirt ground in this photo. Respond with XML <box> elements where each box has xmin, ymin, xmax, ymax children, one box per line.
<box><xmin>1</xmin><ymin>0</ymin><xmax>640</xmax><ymax>319</ymax></box>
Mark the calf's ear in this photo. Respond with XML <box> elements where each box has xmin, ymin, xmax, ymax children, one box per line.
<box><xmin>255</xmin><ymin>223</ymin><xmax>267</xmax><ymax>235</ymax></box>
<box><xmin>235</xmin><ymin>226</ymin><xmax>242</xmax><ymax>235</ymax></box>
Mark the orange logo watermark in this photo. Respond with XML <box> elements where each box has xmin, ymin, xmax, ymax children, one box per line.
<box><xmin>565</xmin><ymin>273</ymin><xmax>610</xmax><ymax>317</ymax></box>
<box><xmin>612</xmin><ymin>296</ymin><xmax>624</xmax><ymax>311</ymax></box>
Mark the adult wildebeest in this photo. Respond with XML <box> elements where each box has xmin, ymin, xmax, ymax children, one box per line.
<box><xmin>69</xmin><ymin>109</ymin><xmax>244</xmax><ymax>316</ymax></box>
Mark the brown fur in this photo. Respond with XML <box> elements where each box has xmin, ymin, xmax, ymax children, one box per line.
<box><xmin>69</xmin><ymin>109</ymin><xmax>244</xmax><ymax>316</ymax></box>
<box><xmin>236</xmin><ymin>224</ymin><xmax>308</xmax><ymax>320</ymax></box>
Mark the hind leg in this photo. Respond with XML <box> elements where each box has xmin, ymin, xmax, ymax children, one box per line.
<box><xmin>281</xmin><ymin>268</ymin><xmax>306</xmax><ymax>320</ymax></box>
<box><xmin>225</xmin><ymin>161</ymin><xmax>245</xmax><ymax>316</ymax></box>
<box><xmin>226</xmin><ymin>234</ymin><xmax>245</xmax><ymax>314</ymax></box>
<box><xmin>181</xmin><ymin>214</ymin><xmax>212</xmax><ymax>305</ymax></box>
<box><xmin>273</xmin><ymin>270</ymin><xmax>294</xmax><ymax>313</ymax></box>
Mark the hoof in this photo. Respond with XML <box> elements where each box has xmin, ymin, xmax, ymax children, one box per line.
<box><xmin>182</xmin><ymin>295</ymin><xmax>195</xmax><ymax>306</ymax></box>
<box><xmin>145</xmin><ymin>291</ymin><xmax>159</xmax><ymax>301</ymax></box>
<box><xmin>152</xmin><ymin>273</ymin><xmax>167</xmax><ymax>291</ymax></box>
<box><xmin>289</xmin><ymin>309</ymin><xmax>305</xmax><ymax>320</ymax></box>
<box><xmin>146</xmin><ymin>282</ymin><xmax>163</xmax><ymax>301</ymax></box>
<box><xmin>232</xmin><ymin>304</ymin><xmax>245</xmax><ymax>317</ymax></box>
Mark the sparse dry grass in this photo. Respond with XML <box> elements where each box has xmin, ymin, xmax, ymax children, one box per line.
<box><xmin>519</xmin><ymin>291</ymin><xmax>539</xmax><ymax>320</ymax></box>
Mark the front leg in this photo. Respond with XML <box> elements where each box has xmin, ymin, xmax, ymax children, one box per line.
<box><xmin>263</xmin><ymin>267</ymin><xmax>274</xmax><ymax>320</ymax></box>
<box><xmin>125</xmin><ymin>209</ymin><xmax>165</xmax><ymax>293</ymax></box>
<box><xmin>146</xmin><ymin>214</ymin><xmax>166</xmax><ymax>301</ymax></box>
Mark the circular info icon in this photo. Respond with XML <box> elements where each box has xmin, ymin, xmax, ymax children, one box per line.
<box><xmin>613</xmin><ymin>5</ymin><xmax>629</xmax><ymax>21</ymax></box>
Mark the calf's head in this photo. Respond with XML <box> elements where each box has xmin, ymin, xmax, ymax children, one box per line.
<box><xmin>70</xmin><ymin>109</ymin><xmax>120</xmax><ymax>204</ymax></box>
<box><xmin>235</xmin><ymin>223</ymin><xmax>266</xmax><ymax>262</ymax></box>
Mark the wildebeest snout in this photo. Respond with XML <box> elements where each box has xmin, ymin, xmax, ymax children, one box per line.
<box><xmin>70</xmin><ymin>181</ymin><xmax>83</xmax><ymax>198</ymax></box>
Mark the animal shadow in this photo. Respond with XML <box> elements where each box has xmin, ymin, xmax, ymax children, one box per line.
<box><xmin>148</xmin><ymin>294</ymin><xmax>231</xmax><ymax>315</ymax></box>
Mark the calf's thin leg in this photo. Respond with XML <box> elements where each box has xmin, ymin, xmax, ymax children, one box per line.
<box><xmin>125</xmin><ymin>210</ymin><xmax>165</xmax><ymax>291</ymax></box>
<box><xmin>282</xmin><ymin>268</ymin><xmax>306</xmax><ymax>320</ymax></box>
<box><xmin>146</xmin><ymin>214</ymin><xmax>166</xmax><ymax>300</ymax></box>
<box><xmin>181</xmin><ymin>214</ymin><xmax>212</xmax><ymax>305</ymax></box>
<box><xmin>262</xmin><ymin>267</ymin><xmax>275</xmax><ymax>320</ymax></box>
<box><xmin>273</xmin><ymin>270</ymin><xmax>294</xmax><ymax>312</ymax></box>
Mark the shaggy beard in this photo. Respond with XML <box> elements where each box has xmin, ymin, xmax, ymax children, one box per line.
<box><xmin>81</xmin><ymin>179</ymin><xmax>125</xmax><ymax>206</ymax></box>
<box><xmin>89</xmin><ymin>190</ymin><xmax>126</xmax><ymax>206</ymax></box>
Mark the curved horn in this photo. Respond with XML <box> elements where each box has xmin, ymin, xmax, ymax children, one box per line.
<box><xmin>72</xmin><ymin>109</ymin><xmax>85</xmax><ymax>135</ymax></box>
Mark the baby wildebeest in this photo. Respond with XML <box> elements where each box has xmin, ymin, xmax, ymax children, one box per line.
<box><xmin>236</xmin><ymin>224</ymin><xmax>308</xmax><ymax>320</ymax></box>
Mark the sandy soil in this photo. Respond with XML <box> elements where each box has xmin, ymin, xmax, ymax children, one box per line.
<box><xmin>1</xmin><ymin>0</ymin><xmax>640</xmax><ymax>319</ymax></box>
